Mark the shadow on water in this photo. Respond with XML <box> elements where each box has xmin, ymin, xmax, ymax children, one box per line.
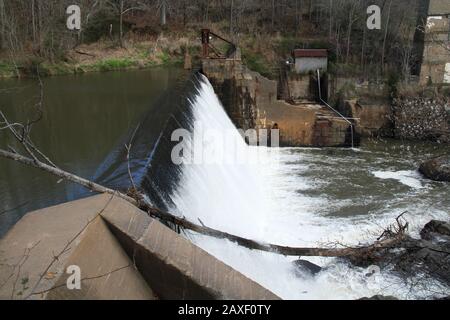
<box><xmin>0</xmin><ymin>68</ymin><xmax>188</xmax><ymax>237</ymax></box>
<box><xmin>92</xmin><ymin>73</ymin><xmax>205</xmax><ymax>211</ymax></box>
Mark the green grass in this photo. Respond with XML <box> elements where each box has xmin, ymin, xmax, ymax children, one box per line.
<box><xmin>157</xmin><ymin>51</ymin><xmax>170</xmax><ymax>64</ymax></box>
<box><xmin>41</xmin><ymin>62</ymin><xmax>75</xmax><ymax>76</ymax></box>
<box><xmin>157</xmin><ymin>50</ymin><xmax>183</xmax><ymax>66</ymax></box>
<box><xmin>0</xmin><ymin>61</ymin><xmax>16</xmax><ymax>77</ymax></box>
<box><xmin>0</xmin><ymin>44</ymin><xmax>186</xmax><ymax>79</ymax></box>
<box><xmin>241</xmin><ymin>49</ymin><xmax>273</xmax><ymax>79</ymax></box>
<box><xmin>93</xmin><ymin>58</ymin><xmax>136</xmax><ymax>72</ymax></box>
<box><xmin>440</xmin><ymin>85</ymin><xmax>450</xmax><ymax>98</ymax></box>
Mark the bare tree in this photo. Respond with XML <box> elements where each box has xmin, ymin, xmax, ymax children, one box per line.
<box><xmin>345</xmin><ymin>0</ymin><xmax>361</xmax><ymax>64</ymax></box>
<box><xmin>160</xmin><ymin>0</ymin><xmax>167</xmax><ymax>26</ymax></box>
<box><xmin>381</xmin><ymin>0</ymin><xmax>393</xmax><ymax>72</ymax></box>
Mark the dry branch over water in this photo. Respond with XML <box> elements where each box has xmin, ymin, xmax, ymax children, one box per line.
<box><xmin>0</xmin><ymin>146</ymin><xmax>410</xmax><ymax>259</ymax></box>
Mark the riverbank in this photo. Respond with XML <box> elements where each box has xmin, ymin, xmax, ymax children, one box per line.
<box><xmin>0</xmin><ymin>31</ymin><xmax>323</xmax><ymax>80</ymax></box>
<box><xmin>0</xmin><ymin>37</ymin><xmax>195</xmax><ymax>79</ymax></box>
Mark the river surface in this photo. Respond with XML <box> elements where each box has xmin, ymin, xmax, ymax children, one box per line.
<box><xmin>0</xmin><ymin>68</ymin><xmax>187</xmax><ymax>236</ymax></box>
<box><xmin>0</xmin><ymin>70</ymin><xmax>449</xmax><ymax>299</ymax></box>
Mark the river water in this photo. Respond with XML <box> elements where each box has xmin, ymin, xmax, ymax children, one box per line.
<box><xmin>0</xmin><ymin>68</ymin><xmax>187</xmax><ymax>236</ymax></box>
<box><xmin>0</xmin><ymin>70</ymin><xmax>449</xmax><ymax>299</ymax></box>
<box><xmin>159</xmin><ymin>75</ymin><xmax>450</xmax><ymax>300</ymax></box>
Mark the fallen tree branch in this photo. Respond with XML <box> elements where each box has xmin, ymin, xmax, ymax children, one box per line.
<box><xmin>0</xmin><ymin>149</ymin><xmax>137</xmax><ymax>206</ymax></box>
<box><xmin>0</xmin><ymin>148</ymin><xmax>407</xmax><ymax>258</ymax></box>
<box><xmin>125</xmin><ymin>123</ymin><xmax>140</xmax><ymax>191</ymax></box>
<box><xmin>138</xmin><ymin>198</ymin><xmax>406</xmax><ymax>257</ymax></box>
<box><xmin>30</xmin><ymin>264</ymin><xmax>131</xmax><ymax>297</ymax></box>
<box><xmin>74</xmin><ymin>49</ymin><xmax>96</xmax><ymax>58</ymax></box>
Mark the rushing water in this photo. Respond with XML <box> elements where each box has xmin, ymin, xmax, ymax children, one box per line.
<box><xmin>0</xmin><ymin>70</ymin><xmax>449</xmax><ymax>299</ymax></box>
<box><xmin>158</xmin><ymin>75</ymin><xmax>450</xmax><ymax>299</ymax></box>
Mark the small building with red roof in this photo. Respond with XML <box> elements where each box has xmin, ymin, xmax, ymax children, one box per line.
<box><xmin>292</xmin><ymin>49</ymin><xmax>328</xmax><ymax>74</ymax></box>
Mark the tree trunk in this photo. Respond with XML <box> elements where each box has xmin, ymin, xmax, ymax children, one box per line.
<box><xmin>183</xmin><ymin>0</ymin><xmax>186</xmax><ymax>26</ymax></box>
<box><xmin>0</xmin><ymin>148</ymin><xmax>408</xmax><ymax>259</ymax></box>
<box><xmin>205</xmin><ymin>1</ymin><xmax>209</xmax><ymax>24</ymax></box>
<box><xmin>346</xmin><ymin>4</ymin><xmax>357</xmax><ymax>65</ymax></box>
<box><xmin>308</xmin><ymin>0</ymin><xmax>313</xmax><ymax>21</ymax></box>
<box><xmin>381</xmin><ymin>0</ymin><xmax>393</xmax><ymax>72</ymax></box>
<box><xmin>0</xmin><ymin>149</ymin><xmax>137</xmax><ymax>206</ymax></box>
<box><xmin>328</xmin><ymin>0</ymin><xmax>333</xmax><ymax>39</ymax></box>
<box><xmin>119</xmin><ymin>0</ymin><xmax>124</xmax><ymax>47</ymax></box>
<box><xmin>31</xmin><ymin>0</ymin><xmax>37</xmax><ymax>49</ymax></box>
<box><xmin>361</xmin><ymin>24</ymin><xmax>366</xmax><ymax>76</ymax></box>
<box><xmin>161</xmin><ymin>0</ymin><xmax>167</xmax><ymax>26</ymax></box>
<box><xmin>144</xmin><ymin>202</ymin><xmax>406</xmax><ymax>257</ymax></box>
<box><xmin>295</xmin><ymin>0</ymin><xmax>301</xmax><ymax>33</ymax></box>
<box><xmin>0</xmin><ymin>0</ymin><xmax>5</xmax><ymax>49</ymax></box>
<box><xmin>271</xmin><ymin>0</ymin><xmax>275</xmax><ymax>31</ymax></box>
<box><xmin>229</xmin><ymin>0</ymin><xmax>234</xmax><ymax>35</ymax></box>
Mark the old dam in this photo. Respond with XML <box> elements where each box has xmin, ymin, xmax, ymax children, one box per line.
<box><xmin>0</xmin><ymin>54</ymin><xmax>449</xmax><ymax>300</ymax></box>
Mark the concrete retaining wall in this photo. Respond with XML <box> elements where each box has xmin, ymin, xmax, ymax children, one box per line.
<box><xmin>343</xmin><ymin>99</ymin><xmax>393</xmax><ymax>137</ymax></box>
<box><xmin>0</xmin><ymin>194</ymin><xmax>279</xmax><ymax>300</ymax></box>
<box><xmin>202</xmin><ymin>56</ymin><xmax>353</xmax><ymax>147</ymax></box>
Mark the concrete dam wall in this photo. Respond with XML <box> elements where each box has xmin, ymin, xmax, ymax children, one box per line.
<box><xmin>201</xmin><ymin>54</ymin><xmax>356</xmax><ymax>147</ymax></box>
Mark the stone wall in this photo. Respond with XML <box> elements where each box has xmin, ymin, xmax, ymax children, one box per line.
<box><xmin>202</xmin><ymin>58</ymin><xmax>257</xmax><ymax>130</ymax></box>
<box><xmin>392</xmin><ymin>97</ymin><xmax>450</xmax><ymax>142</ymax></box>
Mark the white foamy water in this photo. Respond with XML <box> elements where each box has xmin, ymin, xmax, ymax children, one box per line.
<box><xmin>372</xmin><ymin>170</ymin><xmax>425</xmax><ymax>189</ymax></box>
<box><xmin>166</xmin><ymin>75</ymin><xmax>449</xmax><ymax>300</ymax></box>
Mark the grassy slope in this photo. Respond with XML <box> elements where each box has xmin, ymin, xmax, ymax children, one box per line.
<box><xmin>0</xmin><ymin>37</ymin><xmax>193</xmax><ymax>78</ymax></box>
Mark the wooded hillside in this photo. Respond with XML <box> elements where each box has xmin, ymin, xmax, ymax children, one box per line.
<box><xmin>0</xmin><ymin>0</ymin><xmax>421</xmax><ymax>79</ymax></box>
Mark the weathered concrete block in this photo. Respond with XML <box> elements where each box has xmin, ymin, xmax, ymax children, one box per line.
<box><xmin>0</xmin><ymin>194</ymin><xmax>154</xmax><ymax>300</ymax></box>
<box><xmin>1</xmin><ymin>194</ymin><xmax>279</xmax><ymax>300</ymax></box>
<box><xmin>343</xmin><ymin>99</ymin><xmax>392</xmax><ymax>137</ymax></box>
<box><xmin>46</xmin><ymin>217</ymin><xmax>156</xmax><ymax>300</ymax></box>
<box><xmin>101</xmin><ymin>201</ymin><xmax>280</xmax><ymax>300</ymax></box>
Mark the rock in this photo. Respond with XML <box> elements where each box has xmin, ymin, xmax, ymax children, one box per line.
<box><xmin>293</xmin><ymin>259</ymin><xmax>322</xmax><ymax>276</ymax></box>
<box><xmin>420</xmin><ymin>220</ymin><xmax>450</xmax><ymax>240</ymax></box>
<box><xmin>359</xmin><ymin>295</ymin><xmax>398</xmax><ymax>300</ymax></box>
<box><xmin>419</xmin><ymin>155</ymin><xmax>450</xmax><ymax>182</ymax></box>
<box><xmin>346</xmin><ymin>220</ymin><xmax>450</xmax><ymax>290</ymax></box>
<box><xmin>394</xmin><ymin>237</ymin><xmax>450</xmax><ymax>286</ymax></box>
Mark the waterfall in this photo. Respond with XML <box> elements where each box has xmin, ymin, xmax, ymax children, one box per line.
<box><xmin>165</xmin><ymin>74</ymin><xmax>277</xmax><ymax>240</ymax></box>
<box><xmin>158</xmin><ymin>74</ymin><xmax>449</xmax><ymax>300</ymax></box>
<box><xmin>161</xmin><ymin>74</ymin><xmax>309</xmax><ymax>299</ymax></box>
<box><xmin>96</xmin><ymin>73</ymin><xmax>449</xmax><ymax>299</ymax></box>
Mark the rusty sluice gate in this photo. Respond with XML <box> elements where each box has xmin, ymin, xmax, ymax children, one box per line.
<box><xmin>201</xmin><ymin>29</ymin><xmax>236</xmax><ymax>59</ymax></box>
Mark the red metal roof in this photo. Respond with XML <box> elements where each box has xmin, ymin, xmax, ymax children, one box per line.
<box><xmin>292</xmin><ymin>49</ymin><xmax>328</xmax><ymax>58</ymax></box>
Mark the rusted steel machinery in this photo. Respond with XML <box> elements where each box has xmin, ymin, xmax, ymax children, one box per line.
<box><xmin>201</xmin><ymin>29</ymin><xmax>236</xmax><ymax>59</ymax></box>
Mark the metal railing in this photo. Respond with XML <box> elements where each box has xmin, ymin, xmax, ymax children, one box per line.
<box><xmin>316</xmin><ymin>69</ymin><xmax>355</xmax><ymax>149</ymax></box>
